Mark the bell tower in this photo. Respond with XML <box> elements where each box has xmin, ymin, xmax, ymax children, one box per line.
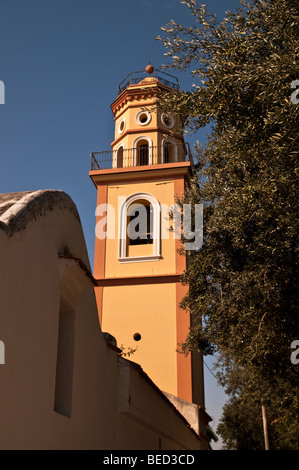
<box><xmin>89</xmin><ymin>64</ymin><xmax>205</xmax><ymax>412</ymax></box>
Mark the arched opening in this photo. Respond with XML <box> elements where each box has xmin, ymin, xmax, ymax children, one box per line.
<box><xmin>133</xmin><ymin>137</ymin><xmax>153</xmax><ymax>167</ymax></box>
<box><xmin>163</xmin><ymin>141</ymin><xmax>172</xmax><ymax>163</ymax></box>
<box><xmin>119</xmin><ymin>192</ymin><xmax>161</xmax><ymax>262</ymax></box>
<box><xmin>162</xmin><ymin>139</ymin><xmax>177</xmax><ymax>163</ymax></box>
<box><xmin>137</xmin><ymin>140</ymin><xmax>149</xmax><ymax>166</ymax></box>
<box><xmin>117</xmin><ymin>146</ymin><xmax>124</xmax><ymax>168</ymax></box>
<box><xmin>127</xmin><ymin>199</ymin><xmax>153</xmax><ymax>246</ymax></box>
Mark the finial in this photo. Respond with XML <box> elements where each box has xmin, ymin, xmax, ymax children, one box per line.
<box><xmin>145</xmin><ymin>64</ymin><xmax>154</xmax><ymax>74</ymax></box>
<box><xmin>145</xmin><ymin>52</ymin><xmax>154</xmax><ymax>74</ymax></box>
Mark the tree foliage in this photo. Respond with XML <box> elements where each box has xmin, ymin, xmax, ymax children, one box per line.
<box><xmin>157</xmin><ymin>0</ymin><xmax>299</xmax><ymax>449</ymax></box>
<box><xmin>216</xmin><ymin>361</ymin><xmax>266</xmax><ymax>450</ymax></box>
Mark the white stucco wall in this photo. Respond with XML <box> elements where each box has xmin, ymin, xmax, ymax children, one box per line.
<box><xmin>0</xmin><ymin>190</ymin><xmax>202</xmax><ymax>450</ymax></box>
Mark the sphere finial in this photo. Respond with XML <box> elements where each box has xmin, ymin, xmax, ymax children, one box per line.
<box><xmin>146</xmin><ymin>52</ymin><xmax>154</xmax><ymax>74</ymax></box>
<box><xmin>146</xmin><ymin>64</ymin><xmax>154</xmax><ymax>74</ymax></box>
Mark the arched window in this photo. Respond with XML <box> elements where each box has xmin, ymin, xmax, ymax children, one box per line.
<box><xmin>162</xmin><ymin>138</ymin><xmax>178</xmax><ymax>164</ymax></box>
<box><xmin>137</xmin><ymin>141</ymin><xmax>149</xmax><ymax>166</ymax></box>
<box><xmin>163</xmin><ymin>141</ymin><xmax>172</xmax><ymax>163</ymax></box>
<box><xmin>127</xmin><ymin>199</ymin><xmax>153</xmax><ymax>246</ymax></box>
<box><xmin>117</xmin><ymin>146</ymin><xmax>124</xmax><ymax>168</ymax></box>
<box><xmin>113</xmin><ymin>144</ymin><xmax>124</xmax><ymax>168</ymax></box>
<box><xmin>119</xmin><ymin>192</ymin><xmax>161</xmax><ymax>263</ymax></box>
<box><xmin>133</xmin><ymin>136</ymin><xmax>153</xmax><ymax>166</ymax></box>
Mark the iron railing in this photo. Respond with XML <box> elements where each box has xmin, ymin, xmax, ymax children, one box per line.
<box><xmin>118</xmin><ymin>69</ymin><xmax>180</xmax><ymax>95</ymax></box>
<box><xmin>90</xmin><ymin>143</ymin><xmax>193</xmax><ymax>171</ymax></box>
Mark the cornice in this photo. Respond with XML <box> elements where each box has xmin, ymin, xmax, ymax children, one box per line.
<box><xmin>110</xmin><ymin>80</ymin><xmax>173</xmax><ymax>116</ymax></box>
<box><xmin>89</xmin><ymin>161</ymin><xmax>191</xmax><ymax>187</ymax></box>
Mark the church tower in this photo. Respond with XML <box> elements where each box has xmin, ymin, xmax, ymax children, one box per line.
<box><xmin>89</xmin><ymin>64</ymin><xmax>205</xmax><ymax>410</ymax></box>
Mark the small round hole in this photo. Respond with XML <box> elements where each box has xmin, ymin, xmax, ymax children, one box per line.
<box><xmin>161</xmin><ymin>112</ymin><xmax>175</xmax><ymax>129</ymax></box>
<box><xmin>136</xmin><ymin>110</ymin><xmax>151</xmax><ymax>126</ymax></box>
<box><xmin>118</xmin><ymin>118</ymin><xmax>126</xmax><ymax>134</ymax></box>
<box><xmin>139</xmin><ymin>113</ymin><xmax>147</xmax><ymax>123</ymax></box>
<box><xmin>133</xmin><ymin>333</ymin><xmax>142</xmax><ymax>342</ymax></box>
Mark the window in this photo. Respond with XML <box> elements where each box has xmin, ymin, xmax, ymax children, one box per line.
<box><xmin>161</xmin><ymin>112</ymin><xmax>175</xmax><ymax>129</ymax></box>
<box><xmin>119</xmin><ymin>192</ymin><xmax>161</xmax><ymax>262</ymax></box>
<box><xmin>133</xmin><ymin>136</ymin><xmax>153</xmax><ymax>166</ymax></box>
<box><xmin>137</xmin><ymin>141</ymin><xmax>149</xmax><ymax>166</ymax></box>
<box><xmin>113</xmin><ymin>145</ymin><xmax>124</xmax><ymax>168</ymax></box>
<box><xmin>117</xmin><ymin>146</ymin><xmax>124</xmax><ymax>168</ymax></box>
<box><xmin>136</xmin><ymin>110</ymin><xmax>151</xmax><ymax>126</ymax></box>
<box><xmin>163</xmin><ymin>142</ymin><xmax>172</xmax><ymax>163</ymax></box>
<box><xmin>162</xmin><ymin>139</ymin><xmax>178</xmax><ymax>163</ymax></box>
<box><xmin>118</xmin><ymin>118</ymin><xmax>126</xmax><ymax>134</ymax></box>
<box><xmin>127</xmin><ymin>200</ymin><xmax>153</xmax><ymax>246</ymax></box>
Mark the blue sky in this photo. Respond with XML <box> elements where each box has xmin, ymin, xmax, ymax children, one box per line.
<box><xmin>0</xmin><ymin>0</ymin><xmax>242</xmax><ymax>449</ymax></box>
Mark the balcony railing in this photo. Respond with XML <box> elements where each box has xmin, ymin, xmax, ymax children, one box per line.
<box><xmin>118</xmin><ymin>69</ymin><xmax>180</xmax><ymax>95</ymax></box>
<box><xmin>90</xmin><ymin>143</ymin><xmax>193</xmax><ymax>171</ymax></box>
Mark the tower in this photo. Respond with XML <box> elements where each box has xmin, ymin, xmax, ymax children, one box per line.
<box><xmin>89</xmin><ymin>65</ymin><xmax>205</xmax><ymax>410</ymax></box>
